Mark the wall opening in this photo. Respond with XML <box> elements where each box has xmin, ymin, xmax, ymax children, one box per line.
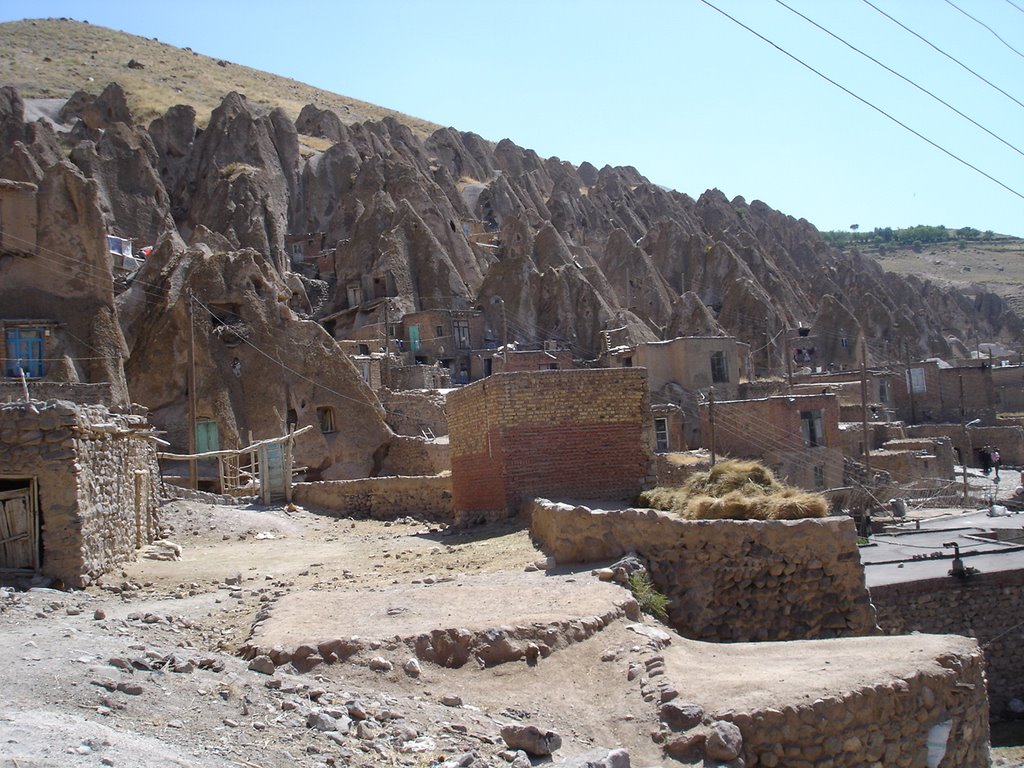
<box><xmin>0</xmin><ymin>477</ymin><xmax>39</xmax><ymax>572</ymax></box>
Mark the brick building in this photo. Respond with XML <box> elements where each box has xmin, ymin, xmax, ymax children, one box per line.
<box><xmin>700</xmin><ymin>393</ymin><xmax>843</xmax><ymax>491</ymax></box>
<box><xmin>447</xmin><ymin>369</ymin><xmax>654</xmax><ymax>521</ymax></box>
<box><xmin>470</xmin><ymin>346</ymin><xmax>574</xmax><ymax>380</ymax></box>
<box><xmin>400</xmin><ymin>309</ymin><xmax>484</xmax><ymax>385</ymax></box>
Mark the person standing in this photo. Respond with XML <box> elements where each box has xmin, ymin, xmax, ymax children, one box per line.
<box><xmin>992</xmin><ymin>448</ymin><xmax>1002</xmax><ymax>481</ymax></box>
<box><xmin>980</xmin><ymin>445</ymin><xmax>992</xmax><ymax>476</ymax></box>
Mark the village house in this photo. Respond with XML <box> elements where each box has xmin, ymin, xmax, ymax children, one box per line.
<box><xmin>398</xmin><ymin>308</ymin><xmax>484</xmax><ymax>385</ymax></box>
<box><xmin>470</xmin><ymin>344</ymin><xmax>574</xmax><ymax>380</ymax></box>
<box><xmin>700</xmin><ymin>392</ymin><xmax>843</xmax><ymax>491</ymax></box>
<box><xmin>447</xmin><ymin>369</ymin><xmax>655</xmax><ymax>522</ymax></box>
<box><xmin>284</xmin><ymin>232</ymin><xmax>326</xmax><ymax>273</ymax></box>
<box><xmin>0</xmin><ymin>399</ymin><xmax>160</xmax><ymax>587</ymax></box>
<box><xmin>603</xmin><ymin>335</ymin><xmax>749</xmax><ymax>447</ymax></box>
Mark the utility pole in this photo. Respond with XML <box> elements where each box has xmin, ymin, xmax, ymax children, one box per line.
<box><xmin>960</xmin><ymin>373</ymin><xmax>970</xmax><ymax>503</ymax></box>
<box><xmin>708</xmin><ymin>388</ymin><xmax>717</xmax><ymax>467</ymax></box>
<box><xmin>501</xmin><ymin>298</ymin><xmax>508</xmax><ymax>367</ymax></box>
<box><xmin>860</xmin><ymin>337</ymin><xmax>871</xmax><ymax>482</ymax></box>
<box><xmin>187</xmin><ymin>289</ymin><xmax>198</xmax><ymax>491</ymax></box>
<box><xmin>382</xmin><ymin>301</ymin><xmax>391</xmax><ymax>388</ymax></box>
<box><xmin>783</xmin><ymin>326</ymin><xmax>793</xmax><ymax>392</ymax></box>
<box><xmin>764</xmin><ymin>316</ymin><xmax>773</xmax><ymax>378</ymax></box>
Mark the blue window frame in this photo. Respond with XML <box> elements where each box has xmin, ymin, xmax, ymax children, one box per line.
<box><xmin>5</xmin><ymin>327</ymin><xmax>45</xmax><ymax>378</ymax></box>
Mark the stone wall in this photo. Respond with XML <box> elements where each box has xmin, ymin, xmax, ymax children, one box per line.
<box><xmin>721</xmin><ymin>640</ymin><xmax>989</xmax><ymax>767</ymax></box>
<box><xmin>908</xmin><ymin>423</ymin><xmax>1024</xmax><ymax>467</ymax></box>
<box><xmin>380</xmin><ymin>434</ymin><xmax>449</xmax><ymax>476</ymax></box>
<box><xmin>872</xmin><ymin>569</ymin><xmax>1024</xmax><ymax>714</ymax></box>
<box><xmin>0</xmin><ymin>399</ymin><xmax>159</xmax><ymax>587</ymax></box>
<box><xmin>528</xmin><ymin>500</ymin><xmax>877</xmax><ymax>642</ymax></box>
<box><xmin>448</xmin><ymin>369</ymin><xmax>654</xmax><ymax>522</ymax></box>
<box><xmin>381</xmin><ymin>389</ymin><xmax>449</xmax><ymax>437</ymax></box>
<box><xmin>292</xmin><ymin>475</ymin><xmax>452</xmax><ymax>521</ymax></box>
<box><xmin>654</xmin><ymin>454</ymin><xmax>708</xmax><ymax>488</ymax></box>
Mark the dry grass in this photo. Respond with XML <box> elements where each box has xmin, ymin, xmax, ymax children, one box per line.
<box><xmin>638</xmin><ymin>459</ymin><xmax>828</xmax><ymax>521</ymax></box>
<box><xmin>0</xmin><ymin>18</ymin><xmax>442</xmax><ymax>135</ymax></box>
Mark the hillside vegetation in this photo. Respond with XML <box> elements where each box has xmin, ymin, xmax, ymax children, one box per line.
<box><xmin>824</xmin><ymin>226</ymin><xmax>1024</xmax><ymax>317</ymax></box>
<box><xmin>0</xmin><ymin>17</ymin><xmax>440</xmax><ymax>133</ymax></box>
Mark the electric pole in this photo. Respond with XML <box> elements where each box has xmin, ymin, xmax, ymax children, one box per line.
<box><xmin>187</xmin><ymin>289</ymin><xmax>198</xmax><ymax>491</ymax></box>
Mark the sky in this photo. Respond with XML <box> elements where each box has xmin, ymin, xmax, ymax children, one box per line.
<box><xmin>2</xmin><ymin>1</ymin><xmax>1023</xmax><ymax>236</ymax></box>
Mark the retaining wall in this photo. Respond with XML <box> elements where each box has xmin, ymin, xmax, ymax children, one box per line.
<box><xmin>528</xmin><ymin>499</ymin><xmax>877</xmax><ymax>642</ymax></box>
<box><xmin>292</xmin><ymin>475</ymin><xmax>452</xmax><ymax>521</ymax></box>
<box><xmin>873</xmin><ymin>569</ymin><xmax>1024</xmax><ymax>714</ymax></box>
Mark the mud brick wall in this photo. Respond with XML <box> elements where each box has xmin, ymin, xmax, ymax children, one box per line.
<box><xmin>872</xmin><ymin>569</ymin><xmax>1024</xmax><ymax>715</ymax></box>
<box><xmin>293</xmin><ymin>475</ymin><xmax>453</xmax><ymax>521</ymax></box>
<box><xmin>447</xmin><ymin>369</ymin><xmax>655</xmax><ymax>522</ymax></box>
<box><xmin>528</xmin><ymin>500</ymin><xmax>877</xmax><ymax>642</ymax></box>
<box><xmin>726</xmin><ymin>642</ymin><xmax>989</xmax><ymax>767</ymax></box>
<box><xmin>381</xmin><ymin>389</ymin><xmax>449</xmax><ymax>437</ymax></box>
<box><xmin>380</xmin><ymin>435</ymin><xmax>450</xmax><ymax>476</ymax></box>
<box><xmin>0</xmin><ymin>400</ymin><xmax>159</xmax><ymax>587</ymax></box>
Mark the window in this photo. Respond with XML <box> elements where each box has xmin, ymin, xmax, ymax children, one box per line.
<box><xmin>454</xmin><ymin>320</ymin><xmax>471</xmax><ymax>350</ymax></box>
<box><xmin>800</xmin><ymin>410</ymin><xmax>824</xmax><ymax>448</ymax></box>
<box><xmin>710</xmin><ymin>351</ymin><xmax>729</xmax><ymax>383</ymax></box>
<box><xmin>5</xmin><ymin>327</ymin><xmax>45</xmax><ymax>378</ymax></box>
<box><xmin>622</xmin><ymin>357</ymin><xmax>633</xmax><ymax>367</ymax></box>
<box><xmin>908</xmin><ymin>367</ymin><xmax>926</xmax><ymax>394</ymax></box>
<box><xmin>346</xmin><ymin>283</ymin><xmax>362</xmax><ymax>308</ymax></box>
<box><xmin>358</xmin><ymin>343</ymin><xmax>369</xmax><ymax>355</ymax></box>
<box><xmin>878</xmin><ymin>378</ymin><xmax>890</xmax><ymax>404</ymax></box>
<box><xmin>436</xmin><ymin>325</ymin><xmax>444</xmax><ymax>338</ymax></box>
<box><xmin>317</xmin><ymin>407</ymin><xmax>336</xmax><ymax>433</ymax></box>
<box><xmin>360</xmin><ymin>362</ymin><xmax>371</xmax><ymax>383</ymax></box>
<box><xmin>654</xmin><ymin>418</ymin><xmax>669</xmax><ymax>453</ymax></box>
<box><xmin>813</xmin><ymin>464</ymin><xmax>825</xmax><ymax>489</ymax></box>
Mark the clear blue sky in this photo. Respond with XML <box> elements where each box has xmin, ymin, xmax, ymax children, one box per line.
<box><xmin>3</xmin><ymin>1</ymin><xmax>1023</xmax><ymax>236</ymax></box>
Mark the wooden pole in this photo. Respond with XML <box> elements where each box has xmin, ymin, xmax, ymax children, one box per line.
<box><xmin>708</xmin><ymin>387</ymin><xmax>717</xmax><ymax>467</ymax></box>
<box><xmin>860</xmin><ymin>338</ymin><xmax>871</xmax><ymax>481</ymax></box>
<box><xmin>187</xmin><ymin>289</ymin><xmax>198</xmax><ymax>490</ymax></box>
<box><xmin>960</xmin><ymin>373</ymin><xmax>970</xmax><ymax>503</ymax></box>
<box><xmin>383</xmin><ymin>301</ymin><xmax>391</xmax><ymax>388</ymax></box>
<box><xmin>501</xmin><ymin>299</ymin><xmax>508</xmax><ymax>366</ymax></box>
<box><xmin>905</xmin><ymin>342</ymin><xmax>917</xmax><ymax>425</ymax></box>
<box><xmin>783</xmin><ymin>327</ymin><xmax>793</xmax><ymax>392</ymax></box>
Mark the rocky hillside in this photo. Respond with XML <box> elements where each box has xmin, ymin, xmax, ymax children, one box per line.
<box><xmin>1</xmin><ymin>18</ymin><xmax>1019</xmax><ymax>371</ymax></box>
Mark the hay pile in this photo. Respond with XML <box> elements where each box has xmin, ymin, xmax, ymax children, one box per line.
<box><xmin>637</xmin><ymin>459</ymin><xmax>828</xmax><ymax>521</ymax></box>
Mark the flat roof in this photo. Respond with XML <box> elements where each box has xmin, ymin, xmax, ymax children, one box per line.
<box><xmin>863</xmin><ymin>505</ymin><xmax>1024</xmax><ymax>588</ymax></box>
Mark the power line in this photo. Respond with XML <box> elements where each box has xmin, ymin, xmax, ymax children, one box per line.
<box><xmin>773</xmin><ymin>0</ymin><xmax>1024</xmax><ymax>160</ymax></box>
<box><xmin>699</xmin><ymin>0</ymin><xmax>1024</xmax><ymax>203</ymax></box>
<box><xmin>943</xmin><ymin>0</ymin><xmax>1024</xmax><ymax>61</ymax></box>
<box><xmin>861</xmin><ymin>0</ymin><xmax>1024</xmax><ymax>111</ymax></box>
<box><xmin>1006</xmin><ymin>0</ymin><xmax>1024</xmax><ymax>15</ymax></box>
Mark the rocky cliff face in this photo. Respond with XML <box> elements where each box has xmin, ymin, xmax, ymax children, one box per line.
<box><xmin>2</xmin><ymin>81</ymin><xmax>1019</xmax><ymax>473</ymax></box>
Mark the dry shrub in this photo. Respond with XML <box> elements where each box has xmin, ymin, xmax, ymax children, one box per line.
<box><xmin>763</xmin><ymin>489</ymin><xmax>828</xmax><ymax>520</ymax></box>
<box><xmin>642</xmin><ymin>459</ymin><xmax>828</xmax><ymax>521</ymax></box>
<box><xmin>683</xmin><ymin>459</ymin><xmax>780</xmax><ymax>498</ymax></box>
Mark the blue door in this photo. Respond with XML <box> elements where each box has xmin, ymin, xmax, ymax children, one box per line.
<box><xmin>5</xmin><ymin>328</ymin><xmax>45</xmax><ymax>378</ymax></box>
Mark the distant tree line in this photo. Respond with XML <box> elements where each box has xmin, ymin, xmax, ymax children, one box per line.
<box><xmin>821</xmin><ymin>225</ymin><xmax>996</xmax><ymax>249</ymax></box>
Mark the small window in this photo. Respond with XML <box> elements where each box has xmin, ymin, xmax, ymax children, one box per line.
<box><xmin>546</xmin><ymin>363</ymin><xmax>559</xmax><ymax>370</ymax></box>
<box><xmin>317</xmin><ymin>407</ymin><xmax>336</xmax><ymax>433</ymax></box>
<box><xmin>358</xmin><ymin>343</ymin><xmax>369</xmax><ymax>355</ymax></box>
<box><xmin>622</xmin><ymin>357</ymin><xmax>633</xmax><ymax>368</ymax></box>
<box><xmin>436</xmin><ymin>325</ymin><xmax>444</xmax><ymax>338</ymax></box>
<box><xmin>800</xmin><ymin>410</ymin><xmax>824</xmax><ymax>448</ymax></box>
<box><xmin>4</xmin><ymin>326</ymin><xmax>45</xmax><ymax>378</ymax></box>
<box><xmin>453</xmin><ymin>320</ymin><xmax>471</xmax><ymax>350</ymax></box>
<box><xmin>813</xmin><ymin>464</ymin><xmax>825</xmax><ymax>489</ymax></box>
<box><xmin>711</xmin><ymin>351</ymin><xmax>729</xmax><ymax>383</ymax></box>
<box><xmin>878</xmin><ymin>379</ymin><xmax>890</xmax><ymax>403</ymax></box>
<box><xmin>654</xmin><ymin>418</ymin><xmax>669</xmax><ymax>453</ymax></box>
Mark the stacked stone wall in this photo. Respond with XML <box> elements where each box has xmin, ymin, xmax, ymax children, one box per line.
<box><xmin>293</xmin><ymin>475</ymin><xmax>452</xmax><ymax>521</ymax></box>
<box><xmin>528</xmin><ymin>500</ymin><xmax>876</xmax><ymax>642</ymax></box>
<box><xmin>725</xmin><ymin>644</ymin><xmax>989</xmax><ymax>767</ymax></box>
<box><xmin>873</xmin><ymin>569</ymin><xmax>1024</xmax><ymax>714</ymax></box>
<box><xmin>0</xmin><ymin>399</ymin><xmax>158</xmax><ymax>586</ymax></box>
<box><xmin>448</xmin><ymin>370</ymin><xmax>654</xmax><ymax>521</ymax></box>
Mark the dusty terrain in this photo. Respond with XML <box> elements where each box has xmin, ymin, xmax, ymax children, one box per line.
<box><xmin>1</xmin><ymin>498</ymin><xmax>1022</xmax><ymax>767</ymax></box>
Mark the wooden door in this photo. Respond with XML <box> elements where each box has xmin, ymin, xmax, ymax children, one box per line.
<box><xmin>0</xmin><ymin>484</ymin><xmax>37</xmax><ymax>571</ymax></box>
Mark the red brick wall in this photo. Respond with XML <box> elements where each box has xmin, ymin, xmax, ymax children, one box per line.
<box><xmin>447</xmin><ymin>369</ymin><xmax>653</xmax><ymax>520</ymax></box>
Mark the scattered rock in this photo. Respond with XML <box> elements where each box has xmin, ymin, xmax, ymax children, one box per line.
<box><xmin>500</xmin><ymin>724</ymin><xmax>562</xmax><ymax>756</ymax></box>
<box><xmin>705</xmin><ymin>720</ymin><xmax>743</xmax><ymax>761</ymax></box>
<box><xmin>368</xmin><ymin>656</ymin><xmax>393</xmax><ymax>672</ymax></box>
<box><xmin>557</xmin><ymin>748</ymin><xmax>630</xmax><ymax>767</ymax></box>
<box><xmin>660</xmin><ymin>701</ymin><xmax>704</xmax><ymax>731</ymax></box>
<box><xmin>247</xmin><ymin>655</ymin><xmax>276</xmax><ymax>675</ymax></box>
<box><xmin>440</xmin><ymin>694</ymin><xmax>463</xmax><ymax>707</ymax></box>
<box><xmin>126</xmin><ymin>59</ymin><xmax>145</xmax><ymax>69</ymax></box>
<box><xmin>403</xmin><ymin>658</ymin><xmax>422</xmax><ymax>677</ymax></box>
